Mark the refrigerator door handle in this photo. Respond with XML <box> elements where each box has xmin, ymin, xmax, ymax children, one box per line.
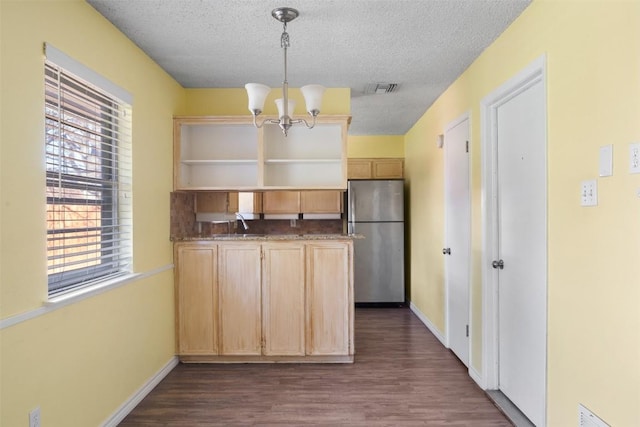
<box><xmin>349</xmin><ymin>191</ymin><xmax>356</xmax><ymax>234</ymax></box>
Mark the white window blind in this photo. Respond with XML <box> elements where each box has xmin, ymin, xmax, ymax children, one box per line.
<box><xmin>45</xmin><ymin>53</ymin><xmax>133</xmax><ymax>296</ymax></box>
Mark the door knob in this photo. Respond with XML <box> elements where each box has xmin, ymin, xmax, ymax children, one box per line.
<box><xmin>491</xmin><ymin>259</ymin><xmax>504</xmax><ymax>269</ymax></box>
<box><xmin>442</xmin><ymin>248</ymin><xmax>451</xmax><ymax>255</ymax></box>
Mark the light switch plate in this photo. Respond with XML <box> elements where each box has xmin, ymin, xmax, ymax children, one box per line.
<box><xmin>599</xmin><ymin>145</ymin><xmax>612</xmax><ymax>177</ymax></box>
<box><xmin>581</xmin><ymin>180</ymin><xmax>597</xmax><ymax>206</ymax></box>
<box><xmin>630</xmin><ymin>143</ymin><xmax>640</xmax><ymax>174</ymax></box>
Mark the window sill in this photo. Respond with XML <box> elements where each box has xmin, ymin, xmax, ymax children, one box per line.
<box><xmin>47</xmin><ymin>273</ymin><xmax>142</xmax><ymax>306</ymax></box>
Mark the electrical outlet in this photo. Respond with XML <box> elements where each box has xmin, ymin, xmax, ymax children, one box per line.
<box><xmin>630</xmin><ymin>142</ymin><xmax>640</xmax><ymax>174</ymax></box>
<box><xmin>29</xmin><ymin>407</ymin><xmax>41</xmax><ymax>427</ymax></box>
<box><xmin>581</xmin><ymin>180</ymin><xmax>597</xmax><ymax>207</ymax></box>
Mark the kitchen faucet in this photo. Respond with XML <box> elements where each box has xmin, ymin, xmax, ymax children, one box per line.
<box><xmin>235</xmin><ymin>213</ymin><xmax>249</xmax><ymax>231</ymax></box>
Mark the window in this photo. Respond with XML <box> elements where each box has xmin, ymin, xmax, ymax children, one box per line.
<box><xmin>45</xmin><ymin>50</ymin><xmax>133</xmax><ymax>296</ymax></box>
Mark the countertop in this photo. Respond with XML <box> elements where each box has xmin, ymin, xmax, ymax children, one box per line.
<box><xmin>171</xmin><ymin>233</ymin><xmax>364</xmax><ymax>242</ymax></box>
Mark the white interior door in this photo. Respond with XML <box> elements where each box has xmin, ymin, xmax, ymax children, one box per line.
<box><xmin>495</xmin><ymin>73</ymin><xmax>547</xmax><ymax>426</ymax></box>
<box><xmin>444</xmin><ymin>114</ymin><xmax>470</xmax><ymax>366</ymax></box>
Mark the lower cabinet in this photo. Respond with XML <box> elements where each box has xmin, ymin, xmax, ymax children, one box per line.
<box><xmin>262</xmin><ymin>242</ymin><xmax>306</xmax><ymax>356</ymax></box>
<box><xmin>175</xmin><ymin>244</ymin><xmax>218</xmax><ymax>355</ymax></box>
<box><xmin>218</xmin><ymin>243</ymin><xmax>262</xmax><ymax>355</ymax></box>
<box><xmin>306</xmin><ymin>242</ymin><xmax>352</xmax><ymax>356</ymax></box>
<box><xmin>175</xmin><ymin>240</ymin><xmax>354</xmax><ymax>363</ymax></box>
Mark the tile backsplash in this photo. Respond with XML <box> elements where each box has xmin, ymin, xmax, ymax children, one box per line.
<box><xmin>170</xmin><ymin>192</ymin><xmax>344</xmax><ymax>239</ymax></box>
<box><xmin>170</xmin><ymin>192</ymin><xmax>196</xmax><ymax>237</ymax></box>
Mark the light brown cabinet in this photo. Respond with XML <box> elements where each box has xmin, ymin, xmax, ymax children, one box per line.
<box><xmin>306</xmin><ymin>242</ymin><xmax>353</xmax><ymax>356</ymax></box>
<box><xmin>195</xmin><ymin>190</ymin><xmax>342</xmax><ymax>215</ymax></box>
<box><xmin>262</xmin><ymin>242</ymin><xmax>306</xmax><ymax>356</ymax></box>
<box><xmin>195</xmin><ymin>191</ymin><xmax>262</xmax><ymax>214</ymax></box>
<box><xmin>300</xmin><ymin>190</ymin><xmax>343</xmax><ymax>214</ymax></box>
<box><xmin>175</xmin><ymin>244</ymin><xmax>218</xmax><ymax>355</ymax></box>
<box><xmin>218</xmin><ymin>243</ymin><xmax>262</xmax><ymax>355</ymax></box>
<box><xmin>347</xmin><ymin>159</ymin><xmax>374</xmax><ymax>180</ymax></box>
<box><xmin>195</xmin><ymin>192</ymin><xmax>233</xmax><ymax>213</ymax></box>
<box><xmin>347</xmin><ymin>158</ymin><xmax>404</xmax><ymax>179</ymax></box>
<box><xmin>262</xmin><ymin>191</ymin><xmax>301</xmax><ymax>214</ymax></box>
<box><xmin>262</xmin><ymin>190</ymin><xmax>343</xmax><ymax>214</ymax></box>
<box><xmin>174</xmin><ymin>239</ymin><xmax>354</xmax><ymax>363</ymax></box>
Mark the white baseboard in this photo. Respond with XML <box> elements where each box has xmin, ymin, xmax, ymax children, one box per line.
<box><xmin>469</xmin><ymin>365</ymin><xmax>485</xmax><ymax>389</ymax></box>
<box><xmin>410</xmin><ymin>302</ymin><xmax>488</xmax><ymax>391</ymax></box>
<box><xmin>101</xmin><ymin>356</ymin><xmax>179</xmax><ymax>427</ymax></box>
<box><xmin>409</xmin><ymin>301</ymin><xmax>446</xmax><ymax>347</ymax></box>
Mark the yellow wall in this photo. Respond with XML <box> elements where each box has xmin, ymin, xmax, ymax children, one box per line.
<box><xmin>0</xmin><ymin>1</ymin><xmax>184</xmax><ymax>425</ymax></box>
<box><xmin>405</xmin><ymin>1</ymin><xmax>640</xmax><ymax>426</ymax></box>
<box><xmin>347</xmin><ymin>135</ymin><xmax>404</xmax><ymax>158</ymax></box>
<box><xmin>183</xmin><ymin>87</ymin><xmax>350</xmax><ymax>116</ymax></box>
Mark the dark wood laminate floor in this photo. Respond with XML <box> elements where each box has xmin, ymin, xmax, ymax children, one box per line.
<box><xmin>119</xmin><ymin>307</ymin><xmax>512</xmax><ymax>426</ymax></box>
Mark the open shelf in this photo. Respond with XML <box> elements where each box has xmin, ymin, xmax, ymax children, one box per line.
<box><xmin>182</xmin><ymin>159</ymin><xmax>258</xmax><ymax>165</ymax></box>
<box><xmin>174</xmin><ymin>116</ymin><xmax>350</xmax><ymax>190</ymax></box>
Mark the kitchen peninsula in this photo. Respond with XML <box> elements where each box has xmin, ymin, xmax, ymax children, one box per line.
<box><xmin>171</xmin><ymin>114</ymin><xmax>355</xmax><ymax>363</ymax></box>
<box><xmin>172</xmin><ymin>234</ymin><xmax>356</xmax><ymax>363</ymax></box>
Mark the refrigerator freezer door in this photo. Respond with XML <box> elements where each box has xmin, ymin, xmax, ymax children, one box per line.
<box><xmin>348</xmin><ymin>180</ymin><xmax>404</xmax><ymax>222</ymax></box>
<box><xmin>353</xmin><ymin>222</ymin><xmax>405</xmax><ymax>303</ymax></box>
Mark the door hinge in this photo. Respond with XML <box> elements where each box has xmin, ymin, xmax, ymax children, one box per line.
<box><xmin>466</xmin><ymin>324</ymin><xmax>469</xmax><ymax>337</ymax></box>
<box><xmin>465</xmin><ymin>140</ymin><xmax>469</xmax><ymax>153</ymax></box>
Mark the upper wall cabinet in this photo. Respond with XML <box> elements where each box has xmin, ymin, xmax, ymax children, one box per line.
<box><xmin>174</xmin><ymin>116</ymin><xmax>350</xmax><ymax>191</ymax></box>
<box><xmin>347</xmin><ymin>158</ymin><xmax>404</xmax><ymax>180</ymax></box>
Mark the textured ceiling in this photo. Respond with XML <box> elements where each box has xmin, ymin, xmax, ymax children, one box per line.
<box><xmin>86</xmin><ymin>0</ymin><xmax>531</xmax><ymax>135</ymax></box>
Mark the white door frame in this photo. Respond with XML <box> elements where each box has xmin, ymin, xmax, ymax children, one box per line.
<box><xmin>443</xmin><ymin>112</ymin><xmax>471</xmax><ymax>366</ymax></box>
<box><xmin>480</xmin><ymin>55</ymin><xmax>548</xmax><ymax>392</ymax></box>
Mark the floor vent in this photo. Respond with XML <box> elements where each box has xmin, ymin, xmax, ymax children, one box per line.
<box><xmin>579</xmin><ymin>404</ymin><xmax>609</xmax><ymax>427</ymax></box>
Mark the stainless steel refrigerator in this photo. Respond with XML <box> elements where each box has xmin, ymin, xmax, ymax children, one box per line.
<box><xmin>347</xmin><ymin>180</ymin><xmax>405</xmax><ymax>303</ymax></box>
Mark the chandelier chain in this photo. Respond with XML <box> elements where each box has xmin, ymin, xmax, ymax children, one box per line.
<box><xmin>281</xmin><ymin>23</ymin><xmax>290</xmax><ymax>49</ymax></box>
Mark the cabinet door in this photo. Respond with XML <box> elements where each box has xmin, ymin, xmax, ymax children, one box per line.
<box><xmin>218</xmin><ymin>243</ymin><xmax>262</xmax><ymax>355</ymax></box>
<box><xmin>227</xmin><ymin>192</ymin><xmax>239</xmax><ymax>213</ymax></box>
<box><xmin>176</xmin><ymin>244</ymin><xmax>218</xmax><ymax>355</ymax></box>
<box><xmin>300</xmin><ymin>190</ymin><xmax>343</xmax><ymax>214</ymax></box>
<box><xmin>372</xmin><ymin>159</ymin><xmax>404</xmax><ymax>179</ymax></box>
<box><xmin>305</xmin><ymin>241</ymin><xmax>353</xmax><ymax>355</ymax></box>
<box><xmin>262</xmin><ymin>243</ymin><xmax>306</xmax><ymax>356</ymax></box>
<box><xmin>262</xmin><ymin>191</ymin><xmax>301</xmax><ymax>214</ymax></box>
<box><xmin>347</xmin><ymin>159</ymin><xmax>373</xmax><ymax>179</ymax></box>
<box><xmin>195</xmin><ymin>192</ymin><xmax>232</xmax><ymax>213</ymax></box>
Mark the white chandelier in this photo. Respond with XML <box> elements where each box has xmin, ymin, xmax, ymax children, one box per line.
<box><xmin>245</xmin><ymin>7</ymin><xmax>325</xmax><ymax>136</ymax></box>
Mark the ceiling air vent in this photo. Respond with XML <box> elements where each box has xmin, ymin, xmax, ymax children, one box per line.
<box><xmin>365</xmin><ymin>83</ymin><xmax>399</xmax><ymax>95</ymax></box>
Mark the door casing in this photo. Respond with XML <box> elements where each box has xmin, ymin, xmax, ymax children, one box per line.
<box><xmin>480</xmin><ymin>55</ymin><xmax>548</xmax><ymax>423</ymax></box>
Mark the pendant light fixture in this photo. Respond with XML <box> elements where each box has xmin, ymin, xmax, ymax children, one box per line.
<box><xmin>245</xmin><ymin>7</ymin><xmax>325</xmax><ymax>136</ymax></box>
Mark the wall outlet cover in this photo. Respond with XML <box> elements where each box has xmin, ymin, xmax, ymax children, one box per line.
<box><xmin>581</xmin><ymin>180</ymin><xmax>598</xmax><ymax>207</ymax></box>
<box><xmin>29</xmin><ymin>407</ymin><xmax>41</xmax><ymax>427</ymax></box>
<box><xmin>630</xmin><ymin>142</ymin><xmax>640</xmax><ymax>174</ymax></box>
<box><xmin>578</xmin><ymin>404</ymin><xmax>609</xmax><ymax>427</ymax></box>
